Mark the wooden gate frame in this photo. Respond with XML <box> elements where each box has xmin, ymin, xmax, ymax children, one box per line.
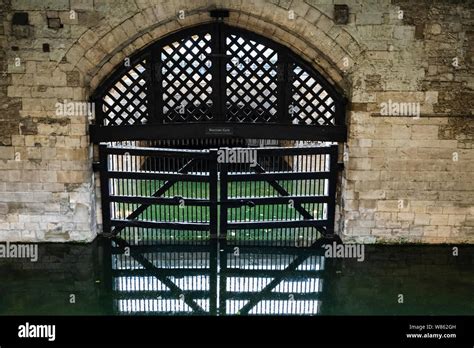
<box><xmin>98</xmin><ymin>144</ymin><xmax>339</xmax><ymax>243</ymax></box>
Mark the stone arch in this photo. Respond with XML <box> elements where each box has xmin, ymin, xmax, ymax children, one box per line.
<box><xmin>58</xmin><ymin>1</ymin><xmax>365</xmax><ymax>244</ymax></box>
<box><xmin>64</xmin><ymin>1</ymin><xmax>364</xmax><ymax>97</ymax></box>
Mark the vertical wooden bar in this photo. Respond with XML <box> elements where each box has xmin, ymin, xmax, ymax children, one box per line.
<box><xmin>153</xmin><ymin>45</ymin><xmax>164</xmax><ymax>124</ymax></box>
<box><xmin>277</xmin><ymin>48</ymin><xmax>291</xmax><ymax>125</ymax></box>
<box><xmin>97</xmin><ymin>235</ymin><xmax>114</xmax><ymax>314</ymax></box>
<box><xmin>335</xmin><ymin>96</ymin><xmax>347</xmax><ymax>127</ymax></box>
<box><xmin>92</xmin><ymin>95</ymin><xmax>103</xmax><ymax>126</ymax></box>
<box><xmin>218</xmin><ymin>23</ymin><xmax>227</xmax><ymax>122</ymax></box>
<box><xmin>209</xmin><ymin>238</ymin><xmax>218</xmax><ymax>315</ymax></box>
<box><xmin>218</xmin><ymin>243</ymin><xmax>227</xmax><ymax>315</ymax></box>
<box><xmin>326</xmin><ymin>145</ymin><xmax>338</xmax><ymax>236</ymax></box>
<box><xmin>99</xmin><ymin>144</ymin><xmax>112</xmax><ymax>235</ymax></box>
<box><xmin>209</xmin><ymin>149</ymin><xmax>218</xmax><ymax>240</ymax></box>
<box><xmin>145</xmin><ymin>52</ymin><xmax>155</xmax><ymax>124</ymax></box>
<box><xmin>219</xmin><ymin>158</ymin><xmax>228</xmax><ymax>314</ymax></box>
<box><xmin>220</xmin><ymin>162</ymin><xmax>228</xmax><ymax>242</ymax></box>
<box><xmin>210</xmin><ymin>22</ymin><xmax>225</xmax><ymax>122</ymax></box>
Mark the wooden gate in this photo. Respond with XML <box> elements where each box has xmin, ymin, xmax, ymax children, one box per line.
<box><xmin>98</xmin><ymin>143</ymin><xmax>339</xmax><ymax>247</ymax></box>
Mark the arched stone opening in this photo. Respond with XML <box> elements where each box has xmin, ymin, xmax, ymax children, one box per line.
<box><xmin>88</xmin><ymin>16</ymin><xmax>350</xmax><ymax>245</ymax></box>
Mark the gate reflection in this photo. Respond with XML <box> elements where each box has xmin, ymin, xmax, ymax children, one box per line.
<box><xmin>106</xmin><ymin>235</ymin><xmax>330</xmax><ymax>316</ymax></box>
<box><xmin>221</xmin><ymin>246</ymin><xmax>324</xmax><ymax>315</ymax></box>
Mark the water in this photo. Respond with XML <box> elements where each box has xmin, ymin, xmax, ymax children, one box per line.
<box><xmin>0</xmin><ymin>239</ymin><xmax>472</xmax><ymax>315</ymax></box>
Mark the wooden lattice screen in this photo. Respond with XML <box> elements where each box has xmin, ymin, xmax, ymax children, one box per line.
<box><xmin>90</xmin><ymin>23</ymin><xmax>346</xmax><ymax>142</ymax></box>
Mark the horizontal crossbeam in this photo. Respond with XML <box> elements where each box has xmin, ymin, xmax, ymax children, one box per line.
<box><xmin>90</xmin><ymin>123</ymin><xmax>347</xmax><ymax>142</ymax></box>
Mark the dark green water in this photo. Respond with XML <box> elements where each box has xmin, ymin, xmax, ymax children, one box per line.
<box><xmin>0</xmin><ymin>239</ymin><xmax>472</xmax><ymax>316</ymax></box>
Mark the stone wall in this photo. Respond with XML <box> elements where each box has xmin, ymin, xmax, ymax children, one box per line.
<box><xmin>341</xmin><ymin>0</ymin><xmax>474</xmax><ymax>243</ymax></box>
<box><xmin>0</xmin><ymin>0</ymin><xmax>472</xmax><ymax>243</ymax></box>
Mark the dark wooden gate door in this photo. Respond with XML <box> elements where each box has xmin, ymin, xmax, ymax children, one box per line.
<box><xmin>99</xmin><ymin>144</ymin><xmax>219</xmax><ymax>244</ymax></box>
<box><xmin>98</xmin><ymin>144</ymin><xmax>338</xmax><ymax>246</ymax></box>
<box><xmin>220</xmin><ymin>145</ymin><xmax>339</xmax><ymax>247</ymax></box>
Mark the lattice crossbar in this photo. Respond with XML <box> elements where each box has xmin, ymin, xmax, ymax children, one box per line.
<box><xmin>94</xmin><ymin>24</ymin><xmax>344</xmax><ymax>129</ymax></box>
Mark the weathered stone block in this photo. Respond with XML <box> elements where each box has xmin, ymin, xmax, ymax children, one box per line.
<box><xmin>357</xmin><ymin>12</ymin><xmax>383</xmax><ymax>25</ymax></box>
<box><xmin>66</xmin><ymin>71</ymin><xmax>80</xmax><ymax>87</ymax></box>
<box><xmin>71</xmin><ymin>0</ymin><xmax>94</xmax><ymax>11</ymax></box>
<box><xmin>0</xmin><ymin>146</ymin><xmax>14</xmax><ymax>159</ymax></box>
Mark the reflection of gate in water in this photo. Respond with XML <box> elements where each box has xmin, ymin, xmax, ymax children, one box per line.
<box><xmin>107</xmin><ymin>240</ymin><xmax>329</xmax><ymax>316</ymax></box>
<box><xmin>220</xmin><ymin>245</ymin><xmax>325</xmax><ymax>315</ymax></box>
<box><xmin>110</xmin><ymin>241</ymin><xmax>218</xmax><ymax>315</ymax></box>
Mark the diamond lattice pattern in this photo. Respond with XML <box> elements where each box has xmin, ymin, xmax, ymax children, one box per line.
<box><xmin>225</xmin><ymin>34</ymin><xmax>279</xmax><ymax>123</ymax></box>
<box><xmin>290</xmin><ymin>64</ymin><xmax>336</xmax><ymax>126</ymax></box>
<box><xmin>102</xmin><ymin>61</ymin><xmax>149</xmax><ymax>126</ymax></box>
<box><xmin>161</xmin><ymin>33</ymin><xmax>213</xmax><ymax>122</ymax></box>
